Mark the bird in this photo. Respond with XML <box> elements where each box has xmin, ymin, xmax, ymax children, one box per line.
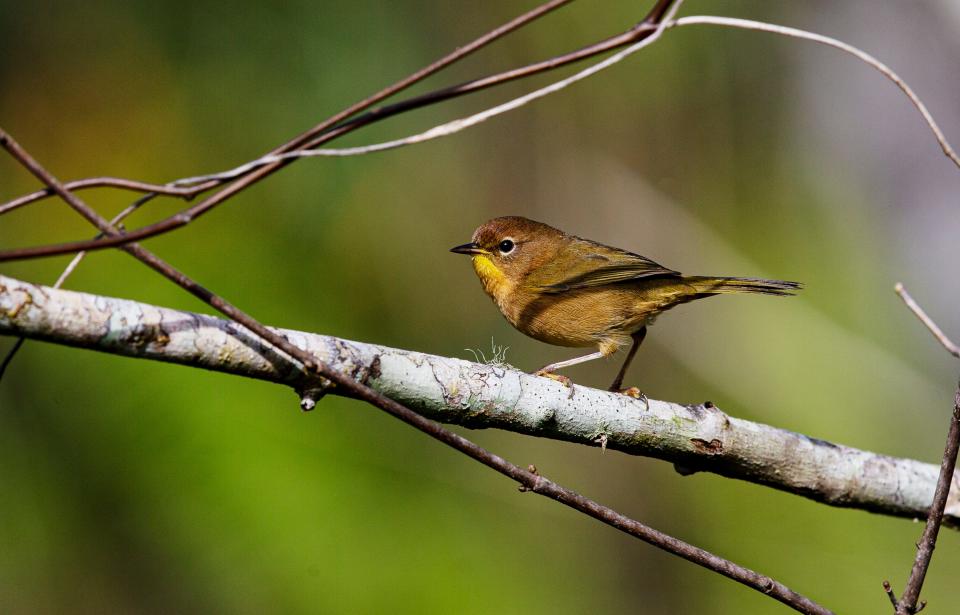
<box><xmin>450</xmin><ymin>216</ymin><xmax>800</xmax><ymax>395</ymax></box>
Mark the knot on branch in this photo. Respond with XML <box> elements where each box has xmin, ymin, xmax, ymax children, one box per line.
<box><xmin>1</xmin><ymin>285</ymin><xmax>34</xmax><ymax>321</ymax></box>
<box><xmin>296</xmin><ymin>378</ymin><xmax>336</xmax><ymax>411</ymax></box>
<box><xmin>690</xmin><ymin>438</ymin><xmax>723</xmax><ymax>455</ymax></box>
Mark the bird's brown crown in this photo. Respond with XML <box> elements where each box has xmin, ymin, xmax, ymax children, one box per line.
<box><xmin>470</xmin><ymin>216</ymin><xmax>564</xmax><ymax>248</ymax></box>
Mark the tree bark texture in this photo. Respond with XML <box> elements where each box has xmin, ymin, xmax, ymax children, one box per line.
<box><xmin>1</xmin><ymin>273</ymin><xmax>957</xmax><ymax>527</ymax></box>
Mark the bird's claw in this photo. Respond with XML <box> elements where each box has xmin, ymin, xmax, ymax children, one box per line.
<box><xmin>617</xmin><ymin>387</ymin><xmax>648</xmax><ymax>408</ymax></box>
<box><xmin>534</xmin><ymin>370</ymin><xmax>575</xmax><ymax>398</ymax></box>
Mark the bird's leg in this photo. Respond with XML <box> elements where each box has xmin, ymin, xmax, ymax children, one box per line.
<box><xmin>534</xmin><ymin>351</ymin><xmax>605</xmax><ymax>390</ymax></box>
<box><xmin>608</xmin><ymin>327</ymin><xmax>647</xmax><ymax>398</ymax></box>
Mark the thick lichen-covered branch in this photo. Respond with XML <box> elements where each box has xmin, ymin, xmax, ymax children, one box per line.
<box><xmin>1</xmin><ymin>273</ymin><xmax>957</xmax><ymax>527</ymax></box>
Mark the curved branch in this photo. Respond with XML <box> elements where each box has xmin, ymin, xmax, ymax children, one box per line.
<box><xmin>2</xmin><ymin>272</ymin><xmax>956</xmax><ymax>530</ymax></box>
<box><xmin>669</xmin><ymin>16</ymin><xmax>960</xmax><ymax>170</ymax></box>
<box><xmin>7</xmin><ymin>7</ymin><xmax>960</xmax><ymax>264</ymax></box>
<box><xmin>0</xmin><ymin>1</ymin><xmax>579</xmax><ymax>216</ymax></box>
<box><xmin>0</xmin><ymin>1</ymin><xmax>681</xmax><ymax>262</ymax></box>
<box><xmin>0</xmin><ymin>178</ymin><xmax>198</xmax><ymax>216</ymax></box>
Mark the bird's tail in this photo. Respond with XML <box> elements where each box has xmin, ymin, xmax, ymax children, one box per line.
<box><xmin>683</xmin><ymin>276</ymin><xmax>802</xmax><ymax>297</ymax></box>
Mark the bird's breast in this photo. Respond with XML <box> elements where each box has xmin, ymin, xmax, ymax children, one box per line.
<box><xmin>472</xmin><ymin>255</ymin><xmax>514</xmax><ymax>309</ymax></box>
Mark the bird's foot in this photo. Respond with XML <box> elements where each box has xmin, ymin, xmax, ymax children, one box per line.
<box><xmin>534</xmin><ymin>370</ymin><xmax>575</xmax><ymax>398</ymax></box>
<box><xmin>615</xmin><ymin>387</ymin><xmax>648</xmax><ymax>408</ymax></box>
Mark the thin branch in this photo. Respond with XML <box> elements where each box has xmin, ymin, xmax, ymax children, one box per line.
<box><xmin>169</xmin><ymin>17</ymin><xmax>678</xmax><ymax>175</ymax></box>
<box><xmin>0</xmin><ymin>0</ymin><xmax>675</xmax><ymax>216</ymax></box>
<box><xmin>0</xmin><ymin>1</ymin><xmax>679</xmax><ymax>261</ymax></box>
<box><xmin>5</xmin><ymin>8</ymin><xmax>959</xmax><ymax>264</ymax></box>
<box><xmin>0</xmin><ymin>338</ymin><xmax>24</xmax><ymax>381</ymax></box>
<box><xmin>894</xmin><ymin>385</ymin><xmax>959</xmax><ymax>615</ymax></box>
<box><xmin>2</xmin><ymin>273</ymin><xmax>957</xmax><ymax>531</ymax></box>
<box><xmin>888</xmin><ymin>285</ymin><xmax>960</xmax><ymax>615</ymax></box>
<box><xmin>0</xmin><ymin>178</ymin><xmax>196</xmax><ymax>216</ymax></box>
<box><xmin>0</xmin><ymin>193</ymin><xmax>155</xmax><ymax>382</ymax></box>
<box><xmin>668</xmin><ymin>16</ymin><xmax>960</xmax><ymax>171</ymax></box>
<box><xmin>895</xmin><ymin>283</ymin><xmax>960</xmax><ymax>358</ymax></box>
<box><xmin>882</xmin><ymin>581</ymin><xmax>898</xmax><ymax>609</ymax></box>
<box><xmin>0</xmin><ymin>0</ymin><xmax>578</xmax><ymax>216</ymax></box>
<box><xmin>264</xmin><ymin>13</ymin><xmax>960</xmax><ymax>170</ymax></box>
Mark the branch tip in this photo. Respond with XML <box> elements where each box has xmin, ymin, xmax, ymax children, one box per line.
<box><xmin>894</xmin><ymin>283</ymin><xmax>960</xmax><ymax>358</ymax></box>
<box><xmin>298</xmin><ymin>382</ymin><xmax>333</xmax><ymax>411</ymax></box>
<box><xmin>882</xmin><ymin>580</ymin><xmax>898</xmax><ymax>608</ymax></box>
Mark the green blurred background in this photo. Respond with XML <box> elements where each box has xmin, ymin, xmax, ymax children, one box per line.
<box><xmin>2</xmin><ymin>1</ymin><xmax>959</xmax><ymax>612</ymax></box>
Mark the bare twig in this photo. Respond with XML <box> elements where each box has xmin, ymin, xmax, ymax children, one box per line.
<box><xmin>895</xmin><ymin>283</ymin><xmax>960</xmax><ymax>358</ymax></box>
<box><xmin>887</xmin><ymin>284</ymin><xmax>960</xmax><ymax>615</ymax></box>
<box><xmin>4</xmin><ymin>8</ymin><xmax>959</xmax><ymax>265</ymax></box>
<box><xmin>0</xmin><ymin>6</ymin><xmax>960</xmax><ymax>262</ymax></box>
<box><xmin>0</xmin><ymin>128</ymin><xmax>830</xmax><ymax>614</ymax></box>
<box><xmin>166</xmin><ymin>17</ymin><xmax>678</xmax><ymax>177</ymax></box>
<box><xmin>894</xmin><ymin>388</ymin><xmax>958</xmax><ymax>614</ymax></box>
<box><xmin>0</xmin><ymin>0</ymin><xmax>680</xmax><ymax>261</ymax></box>
<box><xmin>0</xmin><ymin>338</ymin><xmax>24</xmax><ymax>381</ymax></box>
<box><xmin>0</xmin><ymin>178</ymin><xmax>194</xmax><ymax>216</ymax></box>
<box><xmin>0</xmin><ymin>0</ymin><xmax>682</xmax><ymax>217</ymax></box>
<box><xmin>668</xmin><ymin>16</ymin><xmax>960</xmax><ymax>171</ymax></box>
<box><xmin>180</xmin><ymin>3</ymin><xmax>960</xmax><ymax>188</ymax></box>
<box><xmin>0</xmin><ymin>193</ymin><xmax>155</xmax><ymax>382</ymax></box>
<box><xmin>882</xmin><ymin>581</ymin><xmax>898</xmax><ymax>608</ymax></box>
<box><xmin>0</xmin><ymin>0</ymin><xmax>579</xmax><ymax>218</ymax></box>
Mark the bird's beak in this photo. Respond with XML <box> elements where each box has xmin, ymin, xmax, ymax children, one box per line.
<box><xmin>450</xmin><ymin>242</ymin><xmax>484</xmax><ymax>255</ymax></box>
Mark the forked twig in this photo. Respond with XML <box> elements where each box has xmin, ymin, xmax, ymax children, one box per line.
<box><xmin>0</xmin><ymin>193</ymin><xmax>155</xmax><ymax>381</ymax></box>
<box><xmin>887</xmin><ymin>284</ymin><xmax>960</xmax><ymax>614</ymax></box>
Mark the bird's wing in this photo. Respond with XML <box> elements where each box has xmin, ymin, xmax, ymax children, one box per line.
<box><xmin>529</xmin><ymin>237</ymin><xmax>681</xmax><ymax>293</ymax></box>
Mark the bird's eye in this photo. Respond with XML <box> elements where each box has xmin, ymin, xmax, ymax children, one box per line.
<box><xmin>498</xmin><ymin>239</ymin><xmax>515</xmax><ymax>254</ymax></box>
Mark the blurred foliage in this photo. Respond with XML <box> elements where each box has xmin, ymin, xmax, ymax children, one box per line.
<box><xmin>2</xmin><ymin>1</ymin><xmax>960</xmax><ymax>613</ymax></box>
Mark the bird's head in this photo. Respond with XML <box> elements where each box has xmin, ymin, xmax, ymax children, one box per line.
<box><xmin>450</xmin><ymin>216</ymin><xmax>565</xmax><ymax>292</ymax></box>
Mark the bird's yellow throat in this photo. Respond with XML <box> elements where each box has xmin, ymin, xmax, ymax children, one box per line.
<box><xmin>472</xmin><ymin>254</ymin><xmax>508</xmax><ymax>295</ymax></box>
